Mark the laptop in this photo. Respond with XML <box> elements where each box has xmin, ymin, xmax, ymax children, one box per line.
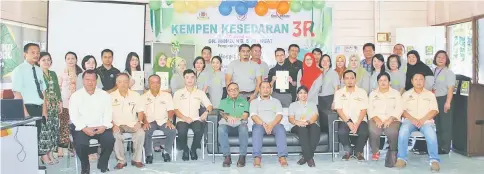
<box><xmin>1</xmin><ymin>99</ymin><xmax>28</xmax><ymax>121</ymax></box>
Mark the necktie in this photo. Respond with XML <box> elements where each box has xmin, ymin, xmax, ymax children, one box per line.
<box><xmin>32</xmin><ymin>66</ymin><xmax>44</xmax><ymax>99</ymax></box>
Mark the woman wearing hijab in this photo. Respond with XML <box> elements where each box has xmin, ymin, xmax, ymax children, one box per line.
<box><xmin>335</xmin><ymin>54</ymin><xmax>347</xmax><ymax>88</ymax></box>
<box><xmin>170</xmin><ymin>58</ymin><xmax>187</xmax><ymax>94</ymax></box>
<box><xmin>347</xmin><ymin>54</ymin><xmax>371</xmax><ymax>93</ymax></box>
<box><xmin>405</xmin><ymin>50</ymin><xmax>434</xmax><ymax>91</ymax></box>
<box><xmin>297</xmin><ymin>53</ymin><xmax>321</xmax><ymax>91</ymax></box>
<box><xmin>153</xmin><ymin>52</ymin><xmax>173</xmax><ymax>93</ymax></box>
<box><xmin>404</xmin><ymin>50</ymin><xmax>434</xmax><ymax>155</ymax></box>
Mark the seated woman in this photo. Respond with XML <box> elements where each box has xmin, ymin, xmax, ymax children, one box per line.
<box><xmin>288</xmin><ymin>86</ymin><xmax>319</xmax><ymax>167</ymax></box>
<box><xmin>368</xmin><ymin>72</ymin><xmax>402</xmax><ymax>167</ymax></box>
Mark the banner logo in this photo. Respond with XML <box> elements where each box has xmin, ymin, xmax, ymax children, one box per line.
<box><xmin>197</xmin><ymin>11</ymin><xmax>209</xmax><ymax>20</ymax></box>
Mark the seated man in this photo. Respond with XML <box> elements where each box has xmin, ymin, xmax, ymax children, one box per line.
<box><xmin>334</xmin><ymin>70</ymin><xmax>369</xmax><ymax>161</ymax></box>
<box><xmin>142</xmin><ymin>74</ymin><xmax>177</xmax><ymax>163</ymax></box>
<box><xmin>368</xmin><ymin>72</ymin><xmax>402</xmax><ymax>166</ymax></box>
<box><xmin>111</xmin><ymin>73</ymin><xmax>145</xmax><ymax>169</ymax></box>
<box><xmin>250</xmin><ymin>81</ymin><xmax>288</xmax><ymax>168</ymax></box>
<box><xmin>69</xmin><ymin>70</ymin><xmax>114</xmax><ymax>174</ymax></box>
<box><xmin>218</xmin><ymin>82</ymin><xmax>250</xmax><ymax>167</ymax></box>
<box><xmin>396</xmin><ymin>72</ymin><xmax>440</xmax><ymax>172</ymax></box>
<box><xmin>174</xmin><ymin>69</ymin><xmax>213</xmax><ymax>161</ymax></box>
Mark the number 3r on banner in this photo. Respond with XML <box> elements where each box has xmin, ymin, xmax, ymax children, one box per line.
<box><xmin>292</xmin><ymin>21</ymin><xmax>315</xmax><ymax>37</ymax></box>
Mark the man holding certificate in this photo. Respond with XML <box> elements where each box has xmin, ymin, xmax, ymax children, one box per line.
<box><xmin>217</xmin><ymin>82</ymin><xmax>250</xmax><ymax>167</ymax></box>
<box><xmin>268</xmin><ymin>48</ymin><xmax>294</xmax><ymax>107</ymax></box>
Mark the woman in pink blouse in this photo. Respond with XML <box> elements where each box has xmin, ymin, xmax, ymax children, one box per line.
<box><xmin>58</xmin><ymin>52</ymin><xmax>82</xmax><ymax>157</ymax></box>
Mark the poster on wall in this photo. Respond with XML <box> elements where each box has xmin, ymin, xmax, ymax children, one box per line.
<box><xmin>0</xmin><ymin>20</ymin><xmax>47</xmax><ymax>89</ymax></box>
<box><xmin>148</xmin><ymin>0</ymin><xmax>332</xmax><ymax>67</ymax></box>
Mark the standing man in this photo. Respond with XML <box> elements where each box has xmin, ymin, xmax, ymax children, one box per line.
<box><xmin>111</xmin><ymin>73</ymin><xmax>145</xmax><ymax>169</ymax></box>
<box><xmin>250</xmin><ymin>44</ymin><xmax>270</xmax><ymax>81</ymax></box>
<box><xmin>69</xmin><ymin>70</ymin><xmax>115</xmax><ymax>174</ymax></box>
<box><xmin>96</xmin><ymin>49</ymin><xmax>120</xmax><ymax>92</ymax></box>
<box><xmin>174</xmin><ymin>69</ymin><xmax>213</xmax><ymax>161</ymax></box>
<box><xmin>142</xmin><ymin>74</ymin><xmax>177</xmax><ymax>163</ymax></box>
<box><xmin>226</xmin><ymin>44</ymin><xmax>262</xmax><ymax>102</ymax></box>
<box><xmin>334</xmin><ymin>70</ymin><xmax>370</xmax><ymax>161</ymax></box>
<box><xmin>361</xmin><ymin>43</ymin><xmax>375</xmax><ymax>72</ymax></box>
<box><xmin>250</xmin><ymin>82</ymin><xmax>288</xmax><ymax>168</ymax></box>
<box><xmin>201</xmin><ymin>46</ymin><xmax>213</xmax><ymax>72</ymax></box>
<box><xmin>218</xmin><ymin>82</ymin><xmax>250</xmax><ymax>167</ymax></box>
<box><xmin>285</xmin><ymin>44</ymin><xmax>302</xmax><ymax>101</ymax></box>
<box><xmin>393</xmin><ymin>43</ymin><xmax>407</xmax><ymax>72</ymax></box>
<box><xmin>395</xmin><ymin>72</ymin><xmax>440</xmax><ymax>172</ymax></box>
<box><xmin>268</xmin><ymin>48</ymin><xmax>293</xmax><ymax>107</ymax></box>
<box><xmin>12</xmin><ymin>43</ymin><xmax>47</xmax><ymax>169</ymax></box>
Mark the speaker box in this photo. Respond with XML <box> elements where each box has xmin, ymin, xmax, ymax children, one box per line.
<box><xmin>144</xmin><ymin>45</ymin><xmax>151</xmax><ymax>64</ymax></box>
<box><xmin>452</xmin><ymin>77</ymin><xmax>484</xmax><ymax>157</ymax></box>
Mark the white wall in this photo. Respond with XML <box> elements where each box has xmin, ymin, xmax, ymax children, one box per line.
<box><xmin>431</xmin><ymin>0</ymin><xmax>484</xmax><ymax>25</ymax></box>
<box><xmin>143</xmin><ymin>1</ymin><xmax>429</xmax><ymax>55</ymax></box>
<box><xmin>0</xmin><ymin>0</ymin><xmax>48</xmax><ymax>27</ymax></box>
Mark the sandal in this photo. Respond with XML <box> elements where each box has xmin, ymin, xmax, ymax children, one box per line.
<box><xmin>41</xmin><ymin>156</ymin><xmax>54</xmax><ymax>165</ymax></box>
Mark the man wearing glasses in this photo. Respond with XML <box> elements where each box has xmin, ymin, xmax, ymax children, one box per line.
<box><xmin>218</xmin><ymin>82</ymin><xmax>250</xmax><ymax>167</ymax></box>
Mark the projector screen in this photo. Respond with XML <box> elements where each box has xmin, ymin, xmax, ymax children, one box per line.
<box><xmin>48</xmin><ymin>0</ymin><xmax>145</xmax><ymax>74</ymax></box>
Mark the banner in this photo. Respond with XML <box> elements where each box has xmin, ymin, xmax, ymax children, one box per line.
<box><xmin>0</xmin><ymin>20</ymin><xmax>47</xmax><ymax>89</ymax></box>
<box><xmin>149</xmin><ymin>0</ymin><xmax>332</xmax><ymax>68</ymax></box>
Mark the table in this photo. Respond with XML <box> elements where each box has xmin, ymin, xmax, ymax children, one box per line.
<box><xmin>1</xmin><ymin>117</ymin><xmax>42</xmax><ymax>174</ymax></box>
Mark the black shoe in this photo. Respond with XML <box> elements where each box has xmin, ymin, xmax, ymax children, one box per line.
<box><xmin>342</xmin><ymin>152</ymin><xmax>351</xmax><ymax>161</ymax></box>
<box><xmin>190</xmin><ymin>149</ymin><xmax>198</xmax><ymax>160</ymax></box>
<box><xmin>100</xmin><ymin>168</ymin><xmax>109</xmax><ymax>173</ymax></box>
<box><xmin>222</xmin><ymin>156</ymin><xmax>231</xmax><ymax>167</ymax></box>
<box><xmin>438</xmin><ymin>149</ymin><xmax>449</xmax><ymax>154</ymax></box>
<box><xmin>297</xmin><ymin>157</ymin><xmax>306</xmax><ymax>165</ymax></box>
<box><xmin>162</xmin><ymin>153</ymin><xmax>171</xmax><ymax>162</ymax></box>
<box><xmin>307</xmin><ymin>158</ymin><xmax>315</xmax><ymax>167</ymax></box>
<box><xmin>182</xmin><ymin>150</ymin><xmax>190</xmax><ymax>161</ymax></box>
<box><xmin>38</xmin><ymin>166</ymin><xmax>47</xmax><ymax>170</ymax></box>
<box><xmin>237</xmin><ymin>155</ymin><xmax>246</xmax><ymax>167</ymax></box>
<box><xmin>81</xmin><ymin>168</ymin><xmax>90</xmax><ymax>174</ymax></box>
<box><xmin>146</xmin><ymin>155</ymin><xmax>153</xmax><ymax>164</ymax></box>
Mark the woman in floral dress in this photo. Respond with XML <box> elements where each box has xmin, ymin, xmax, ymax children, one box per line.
<box><xmin>58</xmin><ymin>52</ymin><xmax>82</xmax><ymax>157</ymax></box>
<box><xmin>37</xmin><ymin>52</ymin><xmax>62</xmax><ymax>164</ymax></box>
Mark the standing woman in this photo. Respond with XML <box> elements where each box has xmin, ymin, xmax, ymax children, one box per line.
<box><xmin>387</xmin><ymin>54</ymin><xmax>406</xmax><ymax>94</ymax></box>
<box><xmin>153</xmin><ymin>52</ymin><xmax>173</xmax><ymax>93</ymax></box>
<box><xmin>207</xmin><ymin>56</ymin><xmax>226</xmax><ymax>108</ymax></box>
<box><xmin>369</xmin><ymin>54</ymin><xmax>386</xmax><ymax>92</ymax></box>
<box><xmin>288</xmin><ymin>86</ymin><xmax>319</xmax><ymax>167</ymax></box>
<box><xmin>432</xmin><ymin>50</ymin><xmax>455</xmax><ymax>154</ymax></box>
<box><xmin>123</xmin><ymin>52</ymin><xmax>143</xmax><ymax>93</ymax></box>
<box><xmin>170</xmin><ymin>58</ymin><xmax>187</xmax><ymax>93</ymax></box>
<box><xmin>312</xmin><ymin>48</ymin><xmax>323</xmax><ymax>67</ymax></box>
<box><xmin>58</xmin><ymin>52</ymin><xmax>82</xmax><ymax>157</ymax></box>
<box><xmin>193</xmin><ymin>56</ymin><xmax>210</xmax><ymax>92</ymax></box>
<box><xmin>334</xmin><ymin>54</ymin><xmax>347</xmax><ymax>88</ymax></box>
<box><xmin>76</xmin><ymin>55</ymin><xmax>103</xmax><ymax>90</ymax></box>
<box><xmin>308</xmin><ymin>54</ymin><xmax>339</xmax><ymax>108</ymax></box>
<box><xmin>347</xmin><ymin>54</ymin><xmax>371</xmax><ymax>93</ymax></box>
<box><xmin>297</xmin><ymin>53</ymin><xmax>321</xmax><ymax>91</ymax></box>
<box><xmin>37</xmin><ymin>52</ymin><xmax>62</xmax><ymax>164</ymax></box>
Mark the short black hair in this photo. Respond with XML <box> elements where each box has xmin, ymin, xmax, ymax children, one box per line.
<box><xmin>363</xmin><ymin>43</ymin><xmax>375</xmax><ymax>51</ymax></box>
<box><xmin>81</xmin><ymin>55</ymin><xmax>97</xmax><ymax>70</ymax></box>
<box><xmin>82</xmin><ymin>69</ymin><xmax>98</xmax><ymax>79</ymax></box>
<box><xmin>211</xmin><ymin>56</ymin><xmax>222</xmax><ymax>70</ymax></box>
<box><xmin>393</xmin><ymin>43</ymin><xmax>406</xmax><ymax>52</ymax></box>
<box><xmin>101</xmin><ymin>49</ymin><xmax>113</xmax><ymax>57</ymax></box>
<box><xmin>37</xmin><ymin>52</ymin><xmax>51</xmax><ymax>66</ymax></box>
<box><xmin>250</xmin><ymin>44</ymin><xmax>262</xmax><ymax>50</ymax></box>
<box><xmin>183</xmin><ymin>69</ymin><xmax>196</xmax><ymax>77</ymax></box>
<box><xmin>148</xmin><ymin>74</ymin><xmax>161</xmax><ymax>81</ymax></box>
<box><xmin>227</xmin><ymin>82</ymin><xmax>239</xmax><ymax>89</ymax></box>
<box><xmin>296</xmin><ymin>86</ymin><xmax>309</xmax><ymax>94</ymax></box>
<box><xmin>259</xmin><ymin>81</ymin><xmax>272</xmax><ymax>88</ymax></box>
<box><xmin>193</xmin><ymin>56</ymin><xmax>206</xmax><ymax>71</ymax></box>
<box><xmin>377</xmin><ymin>72</ymin><xmax>391</xmax><ymax>82</ymax></box>
<box><xmin>115</xmin><ymin>72</ymin><xmax>130</xmax><ymax>81</ymax></box>
<box><xmin>318</xmin><ymin>54</ymin><xmax>332</xmax><ymax>68</ymax></box>
<box><xmin>288</xmin><ymin>44</ymin><xmax>300</xmax><ymax>51</ymax></box>
<box><xmin>23</xmin><ymin>43</ymin><xmax>40</xmax><ymax>53</ymax></box>
<box><xmin>412</xmin><ymin>72</ymin><xmax>426</xmax><ymax>80</ymax></box>
<box><xmin>238</xmin><ymin>44</ymin><xmax>250</xmax><ymax>52</ymax></box>
<box><xmin>386</xmin><ymin>54</ymin><xmax>401</xmax><ymax>70</ymax></box>
<box><xmin>201</xmin><ymin>46</ymin><xmax>212</xmax><ymax>54</ymax></box>
<box><xmin>343</xmin><ymin>70</ymin><xmax>356</xmax><ymax>78</ymax></box>
<box><xmin>312</xmin><ymin>48</ymin><xmax>322</xmax><ymax>54</ymax></box>
<box><xmin>433</xmin><ymin>50</ymin><xmax>450</xmax><ymax>67</ymax></box>
<box><xmin>274</xmin><ymin>48</ymin><xmax>285</xmax><ymax>55</ymax></box>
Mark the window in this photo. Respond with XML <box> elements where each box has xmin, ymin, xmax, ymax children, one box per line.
<box><xmin>478</xmin><ymin>18</ymin><xmax>484</xmax><ymax>84</ymax></box>
<box><xmin>447</xmin><ymin>22</ymin><xmax>473</xmax><ymax>78</ymax></box>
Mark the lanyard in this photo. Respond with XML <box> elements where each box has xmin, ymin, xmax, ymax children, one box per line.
<box><xmin>433</xmin><ymin>68</ymin><xmax>444</xmax><ymax>86</ymax></box>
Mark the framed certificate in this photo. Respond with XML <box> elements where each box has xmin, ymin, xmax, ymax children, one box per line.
<box><xmin>131</xmin><ymin>71</ymin><xmax>145</xmax><ymax>91</ymax></box>
<box><xmin>156</xmin><ymin>72</ymin><xmax>169</xmax><ymax>90</ymax></box>
<box><xmin>276</xmin><ymin>71</ymin><xmax>289</xmax><ymax>92</ymax></box>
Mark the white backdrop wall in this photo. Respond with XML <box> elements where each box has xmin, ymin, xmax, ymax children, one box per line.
<box><xmin>48</xmin><ymin>0</ymin><xmax>145</xmax><ymax>73</ymax></box>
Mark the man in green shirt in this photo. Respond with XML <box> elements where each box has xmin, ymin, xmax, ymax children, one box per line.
<box><xmin>218</xmin><ymin>82</ymin><xmax>249</xmax><ymax>168</ymax></box>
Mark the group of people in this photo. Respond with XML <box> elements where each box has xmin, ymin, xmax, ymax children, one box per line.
<box><xmin>10</xmin><ymin>42</ymin><xmax>455</xmax><ymax>173</ymax></box>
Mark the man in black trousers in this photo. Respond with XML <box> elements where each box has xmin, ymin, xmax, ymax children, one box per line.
<box><xmin>69</xmin><ymin>70</ymin><xmax>115</xmax><ymax>174</ymax></box>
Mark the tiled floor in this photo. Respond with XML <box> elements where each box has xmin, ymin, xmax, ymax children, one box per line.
<box><xmin>46</xmin><ymin>150</ymin><xmax>484</xmax><ymax>174</ymax></box>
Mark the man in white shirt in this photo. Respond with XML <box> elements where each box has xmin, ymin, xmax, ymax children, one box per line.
<box><xmin>111</xmin><ymin>73</ymin><xmax>145</xmax><ymax>169</ymax></box>
<box><xmin>69</xmin><ymin>70</ymin><xmax>114</xmax><ymax>174</ymax></box>
<box><xmin>142</xmin><ymin>74</ymin><xmax>177</xmax><ymax>164</ymax></box>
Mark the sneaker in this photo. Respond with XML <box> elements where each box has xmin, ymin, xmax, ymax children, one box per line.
<box><xmin>342</xmin><ymin>152</ymin><xmax>351</xmax><ymax>161</ymax></box>
<box><xmin>430</xmin><ymin>161</ymin><xmax>440</xmax><ymax>173</ymax></box>
<box><xmin>372</xmin><ymin>152</ymin><xmax>380</xmax><ymax>161</ymax></box>
<box><xmin>279</xmin><ymin>157</ymin><xmax>288</xmax><ymax>167</ymax></box>
<box><xmin>253</xmin><ymin>157</ymin><xmax>261</xmax><ymax>168</ymax></box>
<box><xmin>222</xmin><ymin>156</ymin><xmax>231</xmax><ymax>167</ymax></box>
<box><xmin>237</xmin><ymin>155</ymin><xmax>246</xmax><ymax>167</ymax></box>
<box><xmin>395</xmin><ymin>159</ymin><xmax>407</xmax><ymax>168</ymax></box>
<box><xmin>356</xmin><ymin>152</ymin><xmax>365</xmax><ymax>161</ymax></box>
